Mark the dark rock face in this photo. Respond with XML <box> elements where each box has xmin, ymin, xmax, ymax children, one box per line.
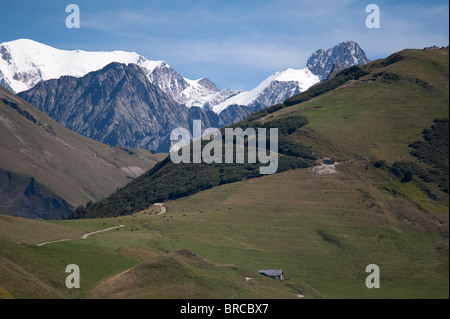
<box><xmin>0</xmin><ymin>168</ymin><xmax>73</xmax><ymax>219</ymax></box>
<box><xmin>307</xmin><ymin>41</ymin><xmax>370</xmax><ymax>80</ymax></box>
<box><xmin>18</xmin><ymin>62</ymin><xmax>267</xmax><ymax>152</ymax></box>
<box><xmin>217</xmin><ymin>103</ymin><xmax>264</xmax><ymax>126</ymax></box>
<box><xmin>325</xmin><ymin>62</ymin><xmax>346</xmax><ymax>80</ymax></box>
<box><xmin>19</xmin><ymin>63</ymin><xmax>195</xmax><ymax>152</ymax></box>
<box><xmin>254</xmin><ymin>80</ymin><xmax>302</xmax><ymax>106</ymax></box>
<box><xmin>0</xmin><ymin>69</ymin><xmax>14</xmax><ymax>92</ymax></box>
<box><xmin>197</xmin><ymin>78</ymin><xmax>219</xmax><ymax>92</ymax></box>
<box><xmin>0</xmin><ymin>45</ymin><xmax>12</xmax><ymax>64</ymax></box>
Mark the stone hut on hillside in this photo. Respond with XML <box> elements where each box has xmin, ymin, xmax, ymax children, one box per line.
<box><xmin>258</xmin><ymin>269</ymin><xmax>284</xmax><ymax>280</ymax></box>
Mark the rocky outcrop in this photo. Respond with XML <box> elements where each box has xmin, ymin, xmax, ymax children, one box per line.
<box><xmin>18</xmin><ymin>62</ymin><xmax>253</xmax><ymax>152</ymax></box>
<box><xmin>146</xmin><ymin>65</ymin><xmax>190</xmax><ymax>100</ymax></box>
<box><xmin>325</xmin><ymin>62</ymin><xmax>346</xmax><ymax>80</ymax></box>
<box><xmin>307</xmin><ymin>41</ymin><xmax>370</xmax><ymax>80</ymax></box>
<box><xmin>18</xmin><ymin>63</ymin><xmax>194</xmax><ymax>152</ymax></box>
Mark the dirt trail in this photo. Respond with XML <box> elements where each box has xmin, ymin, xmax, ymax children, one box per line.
<box><xmin>37</xmin><ymin>225</ymin><xmax>125</xmax><ymax>247</ymax></box>
<box><xmin>153</xmin><ymin>203</ymin><xmax>166</xmax><ymax>215</ymax></box>
<box><xmin>81</xmin><ymin>225</ymin><xmax>125</xmax><ymax>239</ymax></box>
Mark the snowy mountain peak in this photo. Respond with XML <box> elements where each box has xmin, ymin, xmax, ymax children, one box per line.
<box><xmin>212</xmin><ymin>67</ymin><xmax>320</xmax><ymax>114</ymax></box>
<box><xmin>175</xmin><ymin>77</ymin><xmax>230</xmax><ymax>108</ymax></box>
<box><xmin>306</xmin><ymin>40</ymin><xmax>370</xmax><ymax>80</ymax></box>
<box><xmin>0</xmin><ymin>39</ymin><xmax>167</xmax><ymax>93</ymax></box>
<box><xmin>1</xmin><ymin>39</ymin><xmax>368</xmax><ymax>116</ymax></box>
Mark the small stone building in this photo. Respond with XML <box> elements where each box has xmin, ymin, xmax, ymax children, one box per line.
<box><xmin>258</xmin><ymin>269</ymin><xmax>284</xmax><ymax>280</ymax></box>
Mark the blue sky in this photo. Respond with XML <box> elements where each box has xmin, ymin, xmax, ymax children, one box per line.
<box><xmin>1</xmin><ymin>0</ymin><xmax>448</xmax><ymax>90</ymax></box>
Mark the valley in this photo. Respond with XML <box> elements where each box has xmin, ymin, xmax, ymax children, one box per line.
<box><xmin>0</xmin><ymin>161</ymin><xmax>447</xmax><ymax>298</ymax></box>
<box><xmin>0</xmin><ymin>40</ymin><xmax>448</xmax><ymax>299</ymax></box>
<box><xmin>0</xmin><ymin>83</ymin><xmax>165</xmax><ymax>218</ymax></box>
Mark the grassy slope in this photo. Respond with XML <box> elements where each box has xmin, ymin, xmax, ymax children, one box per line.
<box><xmin>279</xmin><ymin>49</ymin><xmax>449</xmax><ymax>163</ymax></box>
<box><xmin>0</xmin><ymin>164</ymin><xmax>447</xmax><ymax>298</ymax></box>
<box><xmin>0</xmin><ymin>85</ymin><xmax>166</xmax><ymax>208</ymax></box>
<box><xmin>0</xmin><ymin>48</ymin><xmax>448</xmax><ymax>298</ymax></box>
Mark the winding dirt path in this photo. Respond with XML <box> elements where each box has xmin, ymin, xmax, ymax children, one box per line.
<box><xmin>153</xmin><ymin>203</ymin><xmax>166</xmax><ymax>215</ymax></box>
<box><xmin>37</xmin><ymin>225</ymin><xmax>125</xmax><ymax>247</ymax></box>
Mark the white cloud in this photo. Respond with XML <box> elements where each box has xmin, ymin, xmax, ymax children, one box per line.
<box><xmin>83</xmin><ymin>8</ymin><xmax>167</xmax><ymax>31</ymax></box>
<box><xmin>76</xmin><ymin>0</ymin><xmax>448</xmax><ymax>88</ymax></box>
<box><xmin>169</xmin><ymin>39</ymin><xmax>311</xmax><ymax>69</ymax></box>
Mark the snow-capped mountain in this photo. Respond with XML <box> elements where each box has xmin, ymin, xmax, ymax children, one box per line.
<box><xmin>1</xmin><ymin>38</ymin><xmax>370</xmax><ymax>117</ymax></box>
<box><xmin>6</xmin><ymin>38</ymin><xmax>372</xmax><ymax>153</ymax></box>
<box><xmin>0</xmin><ymin>39</ymin><xmax>166</xmax><ymax>93</ymax></box>
<box><xmin>175</xmin><ymin>77</ymin><xmax>243</xmax><ymax>109</ymax></box>
<box><xmin>212</xmin><ymin>68</ymin><xmax>320</xmax><ymax>114</ymax></box>
<box><xmin>0</xmin><ymin>39</ymin><xmax>242</xmax><ymax>112</ymax></box>
<box><xmin>211</xmin><ymin>41</ymin><xmax>370</xmax><ymax>112</ymax></box>
<box><xmin>17</xmin><ymin>62</ymin><xmax>222</xmax><ymax>152</ymax></box>
<box><xmin>146</xmin><ymin>64</ymin><xmax>190</xmax><ymax>100</ymax></box>
<box><xmin>307</xmin><ymin>40</ymin><xmax>370</xmax><ymax>80</ymax></box>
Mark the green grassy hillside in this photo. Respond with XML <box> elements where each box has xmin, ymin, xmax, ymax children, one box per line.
<box><xmin>0</xmin><ymin>85</ymin><xmax>165</xmax><ymax>218</ymax></box>
<box><xmin>0</xmin><ymin>47</ymin><xmax>448</xmax><ymax>298</ymax></box>
<box><xmin>75</xmin><ymin>47</ymin><xmax>449</xmax><ymax>219</ymax></box>
<box><xmin>0</xmin><ymin>164</ymin><xmax>447</xmax><ymax>298</ymax></box>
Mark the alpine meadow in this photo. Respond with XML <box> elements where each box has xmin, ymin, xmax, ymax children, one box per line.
<box><xmin>0</xmin><ymin>0</ymin><xmax>448</xmax><ymax>304</ymax></box>
<box><xmin>1</xmin><ymin>46</ymin><xmax>448</xmax><ymax>299</ymax></box>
